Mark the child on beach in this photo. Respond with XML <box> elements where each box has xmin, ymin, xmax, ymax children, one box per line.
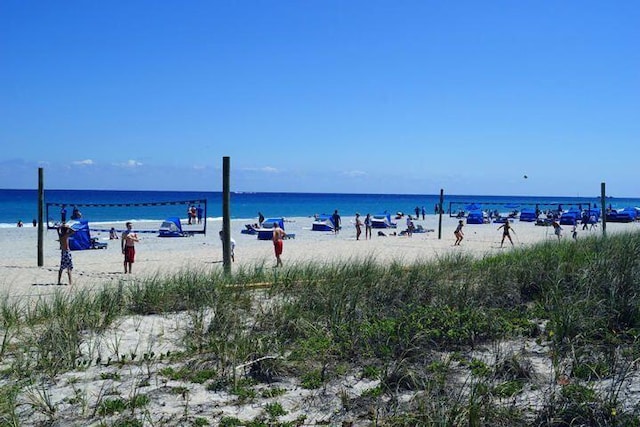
<box><xmin>552</xmin><ymin>221</ymin><xmax>563</xmax><ymax>240</ymax></box>
<box><xmin>497</xmin><ymin>221</ymin><xmax>514</xmax><ymax>247</ymax></box>
<box><xmin>454</xmin><ymin>220</ymin><xmax>464</xmax><ymax>245</ymax></box>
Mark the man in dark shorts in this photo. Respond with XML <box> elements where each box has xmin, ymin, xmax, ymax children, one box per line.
<box><xmin>121</xmin><ymin>221</ymin><xmax>139</xmax><ymax>273</ymax></box>
<box><xmin>331</xmin><ymin>210</ymin><xmax>341</xmax><ymax>234</ymax></box>
<box><xmin>57</xmin><ymin>223</ymin><xmax>75</xmax><ymax>285</ymax></box>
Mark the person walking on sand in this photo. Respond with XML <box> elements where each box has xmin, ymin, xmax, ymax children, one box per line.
<box><xmin>272</xmin><ymin>221</ymin><xmax>286</xmax><ymax>267</ymax></box>
<box><xmin>454</xmin><ymin>220</ymin><xmax>464</xmax><ymax>246</ymax></box>
<box><xmin>355</xmin><ymin>213</ymin><xmax>363</xmax><ymax>240</ymax></box>
<box><xmin>57</xmin><ymin>223</ymin><xmax>75</xmax><ymax>285</ymax></box>
<box><xmin>121</xmin><ymin>222</ymin><xmax>139</xmax><ymax>273</ymax></box>
<box><xmin>332</xmin><ymin>210</ymin><xmax>341</xmax><ymax>234</ymax></box>
<box><xmin>364</xmin><ymin>213</ymin><xmax>372</xmax><ymax>240</ymax></box>
<box><xmin>497</xmin><ymin>221</ymin><xmax>515</xmax><ymax>247</ymax></box>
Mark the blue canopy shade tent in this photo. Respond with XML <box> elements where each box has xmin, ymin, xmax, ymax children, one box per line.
<box><xmin>371</xmin><ymin>212</ymin><xmax>397</xmax><ymax>229</ymax></box>
<box><xmin>158</xmin><ymin>217</ymin><xmax>191</xmax><ymax>237</ymax></box>
<box><xmin>466</xmin><ymin>210</ymin><xmax>485</xmax><ymax>224</ymax></box>
<box><xmin>312</xmin><ymin>214</ymin><xmax>335</xmax><ymax>231</ymax></box>
<box><xmin>69</xmin><ymin>220</ymin><xmax>107</xmax><ymax>250</ymax></box>
<box><xmin>258</xmin><ymin>218</ymin><xmax>285</xmax><ymax>240</ymax></box>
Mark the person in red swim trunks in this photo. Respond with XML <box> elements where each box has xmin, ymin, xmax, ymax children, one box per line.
<box><xmin>272</xmin><ymin>221</ymin><xmax>286</xmax><ymax>267</ymax></box>
<box><xmin>121</xmin><ymin>221</ymin><xmax>139</xmax><ymax>273</ymax></box>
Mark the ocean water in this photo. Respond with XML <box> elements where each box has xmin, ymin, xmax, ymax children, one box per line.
<box><xmin>1</xmin><ymin>189</ymin><xmax>638</xmax><ymax>228</ymax></box>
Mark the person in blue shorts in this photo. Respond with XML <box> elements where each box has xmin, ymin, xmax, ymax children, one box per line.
<box><xmin>57</xmin><ymin>223</ymin><xmax>75</xmax><ymax>285</ymax></box>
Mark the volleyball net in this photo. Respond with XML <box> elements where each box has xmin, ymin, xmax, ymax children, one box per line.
<box><xmin>45</xmin><ymin>199</ymin><xmax>208</xmax><ymax>235</ymax></box>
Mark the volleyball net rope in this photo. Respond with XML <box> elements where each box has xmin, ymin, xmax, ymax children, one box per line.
<box><xmin>45</xmin><ymin>199</ymin><xmax>208</xmax><ymax>235</ymax></box>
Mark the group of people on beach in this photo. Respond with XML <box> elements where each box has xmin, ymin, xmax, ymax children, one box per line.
<box><xmin>353</xmin><ymin>212</ymin><xmax>374</xmax><ymax>241</ymax></box>
<box><xmin>187</xmin><ymin>205</ymin><xmax>204</xmax><ymax>225</ymax></box>
<box><xmin>56</xmin><ymin>221</ymin><xmax>139</xmax><ymax>285</ymax></box>
<box><xmin>454</xmin><ymin>219</ymin><xmax>517</xmax><ymax>248</ymax></box>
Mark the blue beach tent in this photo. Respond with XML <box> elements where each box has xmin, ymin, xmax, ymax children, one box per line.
<box><xmin>371</xmin><ymin>212</ymin><xmax>396</xmax><ymax>229</ymax></box>
<box><xmin>466</xmin><ymin>210</ymin><xmax>485</xmax><ymax>224</ymax></box>
<box><xmin>69</xmin><ymin>221</ymin><xmax>91</xmax><ymax>250</ymax></box>
<box><xmin>560</xmin><ymin>208</ymin><xmax>581</xmax><ymax>225</ymax></box>
<box><xmin>519</xmin><ymin>208</ymin><xmax>538</xmax><ymax>222</ymax></box>
<box><xmin>159</xmin><ymin>217</ymin><xmax>190</xmax><ymax>237</ymax></box>
<box><xmin>68</xmin><ymin>220</ymin><xmax>107</xmax><ymax>250</ymax></box>
<box><xmin>312</xmin><ymin>214</ymin><xmax>335</xmax><ymax>231</ymax></box>
<box><xmin>258</xmin><ymin>218</ymin><xmax>285</xmax><ymax>240</ymax></box>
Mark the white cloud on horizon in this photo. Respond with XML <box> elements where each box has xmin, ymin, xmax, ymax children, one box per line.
<box><xmin>72</xmin><ymin>159</ymin><xmax>94</xmax><ymax>166</ymax></box>
<box><xmin>114</xmin><ymin>160</ymin><xmax>143</xmax><ymax>168</ymax></box>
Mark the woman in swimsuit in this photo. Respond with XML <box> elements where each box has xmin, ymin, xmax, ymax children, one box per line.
<box><xmin>454</xmin><ymin>220</ymin><xmax>464</xmax><ymax>245</ymax></box>
<box><xmin>497</xmin><ymin>221</ymin><xmax>514</xmax><ymax>247</ymax></box>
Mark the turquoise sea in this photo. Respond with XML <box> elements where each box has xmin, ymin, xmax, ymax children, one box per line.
<box><xmin>1</xmin><ymin>189</ymin><xmax>638</xmax><ymax>228</ymax></box>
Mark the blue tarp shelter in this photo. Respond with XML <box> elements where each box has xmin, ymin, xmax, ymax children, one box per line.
<box><xmin>68</xmin><ymin>220</ymin><xmax>107</xmax><ymax>250</ymax></box>
<box><xmin>560</xmin><ymin>209</ymin><xmax>582</xmax><ymax>225</ymax></box>
<box><xmin>258</xmin><ymin>218</ymin><xmax>285</xmax><ymax>240</ymax></box>
<box><xmin>69</xmin><ymin>221</ymin><xmax>91</xmax><ymax>250</ymax></box>
<box><xmin>519</xmin><ymin>208</ymin><xmax>538</xmax><ymax>222</ymax></box>
<box><xmin>371</xmin><ymin>212</ymin><xmax>396</xmax><ymax>229</ymax></box>
<box><xmin>466</xmin><ymin>210</ymin><xmax>484</xmax><ymax>224</ymax></box>
<box><xmin>312</xmin><ymin>214</ymin><xmax>335</xmax><ymax>231</ymax></box>
<box><xmin>159</xmin><ymin>217</ymin><xmax>189</xmax><ymax>237</ymax></box>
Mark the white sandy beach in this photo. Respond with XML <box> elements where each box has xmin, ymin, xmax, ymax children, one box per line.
<box><xmin>2</xmin><ymin>214</ymin><xmax>638</xmax><ymax>300</ymax></box>
<box><xmin>4</xmin><ymin>215</ymin><xmax>640</xmax><ymax>425</ymax></box>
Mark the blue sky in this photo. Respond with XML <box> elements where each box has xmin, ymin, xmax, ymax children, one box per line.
<box><xmin>1</xmin><ymin>1</ymin><xmax>638</xmax><ymax>197</ymax></box>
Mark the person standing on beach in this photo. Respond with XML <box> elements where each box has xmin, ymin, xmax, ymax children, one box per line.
<box><xmin>364</xmin><ymin>213</ymin><xmax>372</xmax><ymax>240</ymax></box>
<box><xmin>332</xmin><ymin>210</ymin><xmax>341</xmax><ymax>234</ymax></box>
<box><xmin>355</xmin><ymin>213</ymin><xmax>363</xmax><ymax>240</ymax></box>
<box><xmin>272</xmin><ymin>221</ymin><xmax>286</xmax><ymax>267</ymax></box>
<box><xmin>60</xmin><ymin>205</ymin><xmax>67</xmax><ymax>224</ymax></box>
<box><xmin>258</xmin><ymin>212</ymin><xmax>265</xmax><ymax>227</ymax></box>
<box><xmin>219</xmin><ymin>230</ymin><xmax>236</xmax><ymax>262</ymax></box>
<box><xmin>196</xmin><ymin>204</ymin><xmax>203</xmax><ymax>224</ymax></box>
<box><xmin>415</xmin><ymin>206</ymin><xmax>420</xmax><ymax>220</ymax></box>
<box><xmin>421</xmin><ymin>206</ymin><xmax>426</xmax><ymax>220</ymax></box>
<box><xmin>454</xmin><ymin>220</ymin><xmax>464</xmax><ymax>245</ymax></box>
<box><xmin>552</xmin><ymin>221</ymin><xmax>563</xmax><ymax>240</ymax></box>
<box><xmin>497</xmin><ymin>221</ymin><xmax>514</xmax><ymax>248</ymax></box>
<box><xmin>57</xmin><ymin>223</ymin><xmax>75</xmax><ymax>285</ymax></box>
<box><xmin>121</xmin><ymin>222</ymin><xmax>139</xmax><ymax>273</ymax></box>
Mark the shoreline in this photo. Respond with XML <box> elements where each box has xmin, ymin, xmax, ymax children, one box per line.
<box><xmin>2</xmin><ymin>214</ymin><xmax>639</xmax><ymax>300</ymax></box>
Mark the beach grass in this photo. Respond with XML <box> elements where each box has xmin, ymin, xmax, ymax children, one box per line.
<box><xmin>2</xmin><ymin>232</ymin><xmax>640</xmax><ymax>424</ymax></box>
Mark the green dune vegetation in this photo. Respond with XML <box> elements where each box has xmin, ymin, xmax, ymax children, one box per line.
<box><xmin>2</xmin><ymin>231</ymin><xmax>640</xmax><ymax>426</ymax></box>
